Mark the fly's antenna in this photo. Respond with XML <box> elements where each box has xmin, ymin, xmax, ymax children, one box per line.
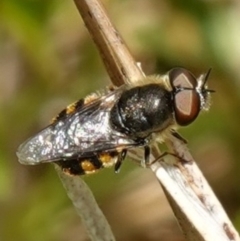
<box><xmin>203</xmin><ymin>68</ymin><xmax>215</xmax><ymax>93</ymax></box>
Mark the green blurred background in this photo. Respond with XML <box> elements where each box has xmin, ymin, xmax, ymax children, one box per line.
<box><xmin>0</xmin><ymin>0</ymin><xmax>240</xmax><ymax>240</ymax></box>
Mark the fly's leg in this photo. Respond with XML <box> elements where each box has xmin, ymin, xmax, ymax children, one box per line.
<box><xmin>171</xmin><ymin>130</ymin><xmax>187</xmax><ymax>144</ymax></box>
<box><xmin>141</xmin><ymin>145</ymin><xmax>150</xmax><ymax>167</ymax></box>
<box><xmin>147</xmin><ymin>151</ymin><xmax>189</xmax><ymax>166</ymax></box>
<box><xmin>114</xmin><ymin>149</ymin><xmax>127</xmax><ymax>173</ymax></box>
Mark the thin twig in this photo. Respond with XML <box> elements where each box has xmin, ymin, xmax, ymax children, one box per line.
<box><xmin>56</xmin><ymin>0</ymin><xmax>240</xmax><ymax>240</ymax></box>
<box><xmin>56</xmin><ymin>165</ymin><xmax>115</xmax><ymax>241</ymax></box>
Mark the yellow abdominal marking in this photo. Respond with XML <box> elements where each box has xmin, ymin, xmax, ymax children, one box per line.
<box><xmin>66</xmin><ymin>102</ymin><xmax>77</xmax><ymax>114</ymax></box>
<box><xmin>81</xmin><ymin>160</ymin><xmax>97</xmax><ymax>173</ymax></box>
<box><xmin>99</xmin><ymin>153</ymin><xmax>115</xmax><ymax>167</ymax></box>
<box><xmin>83</xmin><ymin>93</ymin><xmax>99</xmax><ymax>105</ymax></box>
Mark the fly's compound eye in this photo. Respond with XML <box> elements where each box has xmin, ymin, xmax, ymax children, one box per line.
<box><xmin>169</xmin><ymin>68</ymin><xmax>201</xmax><ymax>126</ymax></box>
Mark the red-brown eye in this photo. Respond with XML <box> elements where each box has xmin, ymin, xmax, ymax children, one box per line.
<box><xmin>174</xmin><ymin>88</ymin><xmax>200</xmax><ymax>126</ymax></box>
<box><xmin>169</xmin><ymin>68</ymin><xmax>197</xmax><ymax>89</ymax></box>
<box><xmin>169</xmin><ymin>68</ymin><xmax>201</xmax><ymax>126</ymax></box>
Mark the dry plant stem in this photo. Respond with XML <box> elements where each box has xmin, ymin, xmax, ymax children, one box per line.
<box><xmin>55</xmin><ymin>165</ymin><xmax>115</xmax><ymax>241</ymax></box>
<box><xmin>163</xmin><ymin>138</ymin><xmax>239</xmax><ymax>240</ymax></box>
<box><xmin>74</xmin><ymin>0</ymin><xmax>144</xmax><ymax>86</ymax></box>
<box><xmin>56</xmin><ymin>0</ymin><xmax>240</xmax><ymax>240</ymax></box>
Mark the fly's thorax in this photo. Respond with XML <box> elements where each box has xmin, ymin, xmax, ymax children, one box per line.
<box><xmin>110</xmin><ymin>83</ymin><xmax>174</xmax><ymax>138</ymax></box>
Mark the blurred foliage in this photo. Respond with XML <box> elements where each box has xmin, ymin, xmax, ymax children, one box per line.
<box><xmin>0</xmin><ymin>0</ymin><xmax>240</xmax><ymax>240</ymax></box>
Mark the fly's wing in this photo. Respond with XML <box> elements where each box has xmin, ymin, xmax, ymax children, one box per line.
<box><xmin>17</xmin><ymin>87</ymin><xmax>136</xmax><ymax>165</ymax></box>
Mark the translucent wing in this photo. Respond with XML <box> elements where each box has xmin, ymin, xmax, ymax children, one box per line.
<box><xmin>17</xmin><ymin>88</ymin><xmax>137</xmax><ymax>165</ymax></box>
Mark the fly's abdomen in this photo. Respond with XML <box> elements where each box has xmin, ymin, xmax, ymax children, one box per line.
<box><xmin>57</xmin><ymin>151</ymin><xmax>118</xmax><ymax>175</ymax></box>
